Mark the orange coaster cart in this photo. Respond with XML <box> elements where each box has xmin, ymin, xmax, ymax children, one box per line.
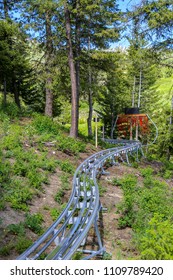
<box><xmin>113</xmin><ymin>108</ymin><xmax>158</xmax><ymax>144</ymax></box>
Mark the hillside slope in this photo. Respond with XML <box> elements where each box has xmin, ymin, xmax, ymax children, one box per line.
<box><xmin>0</xmin><ymin>114</ymin><xmax>173</xmax><ymax>260</ymax></box>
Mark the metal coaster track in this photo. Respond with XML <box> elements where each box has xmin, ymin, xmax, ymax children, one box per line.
<box><xmin>17</xmin><ymin>140</ymin><xmax>143</xmax><ymax>260</ymax></box>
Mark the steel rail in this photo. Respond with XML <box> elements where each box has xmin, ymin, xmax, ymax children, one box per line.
<box><xmin>17</xmin><ymin>140</ymin><xmax>142</xmax><ymax>260</ymax></box>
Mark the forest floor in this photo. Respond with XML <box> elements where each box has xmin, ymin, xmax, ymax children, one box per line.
<box><xmin>0</xmin><ymin>116</ymin><xmax>173</xmax><ymax>260</ymax></box>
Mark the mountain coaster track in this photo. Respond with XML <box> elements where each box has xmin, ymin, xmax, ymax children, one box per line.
<box><xmin>17</xmin><ymin>139</ymin><xmax>143</xmax><ymax>260</ymax></box>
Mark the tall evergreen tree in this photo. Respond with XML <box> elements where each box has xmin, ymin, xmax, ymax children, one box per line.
<box><xmin>19</xmin><ymin>0</ymin><xmax>58</xmax><ymax>117</ymax></box>
<box><xmin>66</xmin><ymin>0</ymin><xmax>121</xmax><ymax>137</ymax></box>
<box><xmin>0</xmin><ymin>20</ymin><xmax>30</xmax><ymax>108</ymax></box>
<box><xmin>129</xmin><ymin>0</ymin><xmax>173</xmax><ymax>50</ymax></box>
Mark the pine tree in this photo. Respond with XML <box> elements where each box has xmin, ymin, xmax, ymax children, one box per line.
<box><xmin>0</xmin><ymin>20</ymin><xmax>30</xmax><ymax>108</ymax></box>
<box><xmin>129</xmin><ymin>0</ymin><xmax>173</xmax><ymax>50</ymax></box>
<box><xmin>18</xmin><ymin>0</ymin><xmax>59</xmax><ymax>117</ymax></box>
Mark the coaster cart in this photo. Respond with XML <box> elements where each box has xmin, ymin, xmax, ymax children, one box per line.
<box><xmin>113</xmin><ymin>107</ymin><xmax>158</xmax><ymax>147</ymax></box>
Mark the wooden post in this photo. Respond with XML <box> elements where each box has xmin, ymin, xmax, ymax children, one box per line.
<box><xmin>95</xmin><ymin>114</ymin><xmax>98</xmax><ymax>148</ymax></box>
<box><xmin>130</xmin><ymin>119</ymin><xmax>133</xmax><ymax>140</ymax></box>
<box><xmin>136</xmin><ymin>116</ymin><xmax>139</xmax><ymax>141</ymax></box>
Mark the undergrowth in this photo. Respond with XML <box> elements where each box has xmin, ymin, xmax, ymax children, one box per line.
<box><xmin>115</xmin><ymin>168</ymin><xmax>173</xmax><ymax>259</ymax></box>
<box><xmin>0</xmin><ymin>111</ymin><xmax>87</xmax><ymax>258</ymax></box>
<box><xmin>0</xmin><ymin>113</ymin><xmax>86</xmax><ymax>212</ymax></box>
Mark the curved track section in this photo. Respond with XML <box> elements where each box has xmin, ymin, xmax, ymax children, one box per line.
<box><xmin>17</xmin><ymin>140</ymin><xmax>143</xmax><ymax>260</ymax></box>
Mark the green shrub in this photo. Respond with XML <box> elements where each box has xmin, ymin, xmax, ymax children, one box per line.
<box><xmin>15</xmin><ymin>237</ymin><xmax>33</xmax><ymax>254</ymax></box>
<box><xmin>140</xmin><ymin>214</ymin><xmax>173</xmax><ymax>260</ymax></box>
<box><xmin>56</xmin><ymin>135</ymin><xmax>86</xmax><ymax>155</ymax></box>
<box><xmin>50</xmin><ymin>208</ymin><xmax>61</xmax><ymax>221</ymax></box>
<box><xmin>72</xmin><ymin>251</ymin><xmax>83</xmax><ymax>260</ymax></box>
<box><xmin>57</xmin><ymin>160</ymin><xmax>75</xmax><ymax>174</ymax></box>
<box><xmin>54</xmin><ymin>189</ymin><xmax>65</xmax><ymax>204</ymax></box>
<box><xmin>98</xmin><ymin>184</ymin><xmax>107</xmax><ymax>196</ymax></box>
<box><xmin>7</xmin><ymin>223</ymin><xmax>25</xmax><ymax>236</ymax></box>
<box><xmin>0</xmin><ymin>244</ymin><xmax>14</xmax><ymax>256</ymax></box>
<box><xmin>13</xmin><ymin>160</ymin><xmax>28</xmax><ymax>176</ymax></box>
<box><xmin>117</xmin><ymin>171</ymin><xmax>173</xmax><ymax>260</ymax></box>
<box><xmin>25</xmin><ymin>213</ymin><xmax>44</xmax><ymax>234</ymax></box>
<box><xmin>102</xmin><ymin>252</ymin><xmax>112</xmax><ymax>260</ymax></box>
<box><xmin>2</xmin><ymin>132</ymin><xmax>21</xmax><ymax>150</ymax></box>
<box><xmin>6</xmin><ymin>182</ymin><xmax>33</xmax><ymax>211</ymax></box>
<box><xmin>39</xmin><ymin>157</ymin><xmax>57</xmax><ymax>172</ymax></box>
<box><xmin>162</xmin><ymin>160</ymin><xmax>173</xmax><ymax>171</ymax></box>
<box><xmin>32</xmin><ymin>114</ymin><xmax>60</xmax><ymax>134</ymax></box>
<box><xmin>0</xmin><ymin>199</ymin><xmax>5</xmax><ymax>210</ymax></box>
<box><xmin>163</xmin><ymin>170</ymin><xmax>173</xmax><ymax>179</ymax></box>
<box><xmin>139</xmin><ymin>167</ymin><xmax>154</xmax><ymax>177</ymax></box>
<box><xmin>0</xmin><ymin>159</ymin><xmax>11</xmax><ymax>186</ymax></box>
<box><xmin>27</xmin><ymin>169</ymin><xmax>47</xmax><ymax>189</ymax></box>
<box><xmin>0</xmin><ymin>101</ymin><xmax>20</xmax><ymax>118</ymax></box>
<box><xmin>60</xmin><ymin>174</ymin><xmax>70</xmax><ymax>190</ymax></box>
<box><xmin>116</xmin><ymin>175</ymin><xmax>137</xmax><ymax>228</ymax></box>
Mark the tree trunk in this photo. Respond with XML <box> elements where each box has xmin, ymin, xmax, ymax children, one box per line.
<box><xmin>45</xmin><ymin>11</ymin><xmax>53</xmax><ymax>117</ymax></box>
<box><xmin>87</xmin><ymin>68</ymin><xmax>93</xmax><ymax>137</ymax></box>
<box><xmin>75</xmin><ymin>4</ymin><xmax>80</xmax><ymax>134</ymax></box>
<box><xmin>13</xmin><ymin>79</ymin><xmax>21</xmax><ymax>109</ymax></box>
<box><xmin>87</xmin><ymin>36</ymin><xmax>93</xmax><ymax>137</ymax></box>
<box><xmin>65</xmin><ymin>3</ymin><xmax>78</xmax><ymax>138</ymax></box>
<box><xmin>3</xmin><ymin>0</ymin><xmax>9</xmax><ymax>19</ymax></box>
<box><xmin>3</xmin><ymin>77</ymin><xmax>7</xmax><ymax>107</ymax></box>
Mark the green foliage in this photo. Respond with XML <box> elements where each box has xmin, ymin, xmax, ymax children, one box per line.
<box><xmin>60</xmin><ymin>174</ymin><xmax>70</xmax><ymax>190</ymax></box>
<box><xmin>0</xmin><ymin>244</ymin><xmax>14</xmax><ymax>256</ymax></box>
<box><xmin>139</xmin><ymin>167</ymin><xmax>154</xmax><ymax>177</ymax></box>
<box><xmin>72</xmin><ymin>251</ymin><xmax>83</xmax><ymax>260</ymax></box>
<box><xmin>140</xmin><ymin>214</ymin><xmax>173</xmax><ymax>260</ymax></box>
<box><xmin>57</xmin><ymin>160</ymin><xmax>75</xmax><ymax>174</ymax></box>
<box><xmin>0</xmin><ymin>115</ymin><xmax>62</xmax><ymax>211</ymax></box>
<box><xmin>50</xmin><ymin>208</ymin><xmax>61</xmax><ymax>221</ymax></box>
<box><xmin>98</xmin><ymin>183</ymin><xmax>107</xmax><ymax>197</ymax></box>
<box><xmin>161</xmin><ymin>160</ymin><xmax>173</xmax><ymax>178</ymax></box>
<box><xmin>147</xmin><ymin>75</ymin><xmax>173</xmax><ymax>159</ymax></box>
<box><xmin>0</xmin><ymin>158</ymin><xmax>11</xmax><ymax>187</ymax></box>
<box><xmin>27</xmin><ymin>169</ymin><xmax>48</xmax><ymax>189</ymax></box>
<box><xmin>163</xmin><ymin>170</ymin><xmax>173</xmax><ymax>179</ymax></box>
<box><xmin>32</xmin><ymin>114</ymin><xmax>60</xmax><ymax>135</ymax></box>
<box><xmin>102</xmin><ymin>252</ymin><xmax>112</xmax><ymax>260</ymax></box>
<box><xmin>116</xmin><ymin>175</ymin><xmax>137</xmax><ymax>228</ymax></box>
<box><xmin>0</xmin><ymin>101</ymin><xmax>21</xmax><ymax>118</ymax></box>
<box><xmin>24</xmin><ymin>213</ymin><xmax>44</xmax><ymax>234</ymax></box>
<box><xmin>56</xmin><ymin>135</ymin><xmax>86</xmax><ymax>155</ymax></box>
<box><xmin>5</xmin><ymin>182</ymin><xmax>33</xmax><ymax>211</ymax></box>
<box><xmin>0</xmin><ymin>199</ymin><xmax>5</xmax><ymax>210</ymax></box>
<box><xmin>7</xmin><ymin>223</ymin><xmax>25</xmax><ymax>236</ymax></box>
<box><xmin>117</xmin><ymin>171</ymin><xmax>173</xmax><ymax>259</ymax></box>
<box><xmin>54</xmin><ymin>189</ymin><xmax>65</xmax><ymax>204</ymax></box>
<box><xmin>15</xmin><ymin>237</ymin><xmax>33</xmax><ymax>254</ymax></box>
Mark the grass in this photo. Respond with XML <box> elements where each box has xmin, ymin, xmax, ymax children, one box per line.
<box><xmin>0</xmin><ymin>212</ymin><xmax>44</xmax><ymax>257</ymax></box>
<box><xmin>24</xmin><ymin>213</ymin><xmax>44</xmax><ymax>234</ymax></box>
<box><xmin>1</xmin><ymin>107</ymin><xmax>173</xmax><ymax>260</ymax></box>
<box><xmin>0</xmin><ymin>111</ymin><xmax>89</xmax><ymax>258</ymax></box>
<box><xmin>114</xmin><ymin>169</ymin><xmax>173</xmax><ymax>259</ymax></box>
<box><xmin>0</xmin><ymin>114</ymin><xmax>75</xmax><ymax>211</ymax></box>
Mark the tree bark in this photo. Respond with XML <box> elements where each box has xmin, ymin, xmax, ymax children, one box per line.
<box><xmin>45</xmin><ymin>10</ymin><xmax>53</xmax><ymax>117</ymax></box>
<box><xmin>13</xmin><ymin>79</ymin><xmax>21</xmax><ymax>109</ymax></box>
<box><xmin>75</xmin><ymin>3</ymin><xmax>80</xmax><ymax>133</ymax></box>
<box><xmin>3</xmin><ymin>0</ymin><xmax>9</xmax><ymax>19</ymax></box>
<box><xmin>87</xmin><ymin>36</ymin><xmax>93</xmax><ymax>137</ymax></box>
<box><xmin>65</xmin><ymin>3</ymin><xmax>78</xmax><ymax>138</ymax></box>
<box><xmin>3</xmin><ymin>77</ymin><xmax>7</xmax><ymax>107</ymax></box>
<box><xmin>87</xmin><ymin>68</ymin><xmax>93</xmax><ymax>137</ymax></box>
